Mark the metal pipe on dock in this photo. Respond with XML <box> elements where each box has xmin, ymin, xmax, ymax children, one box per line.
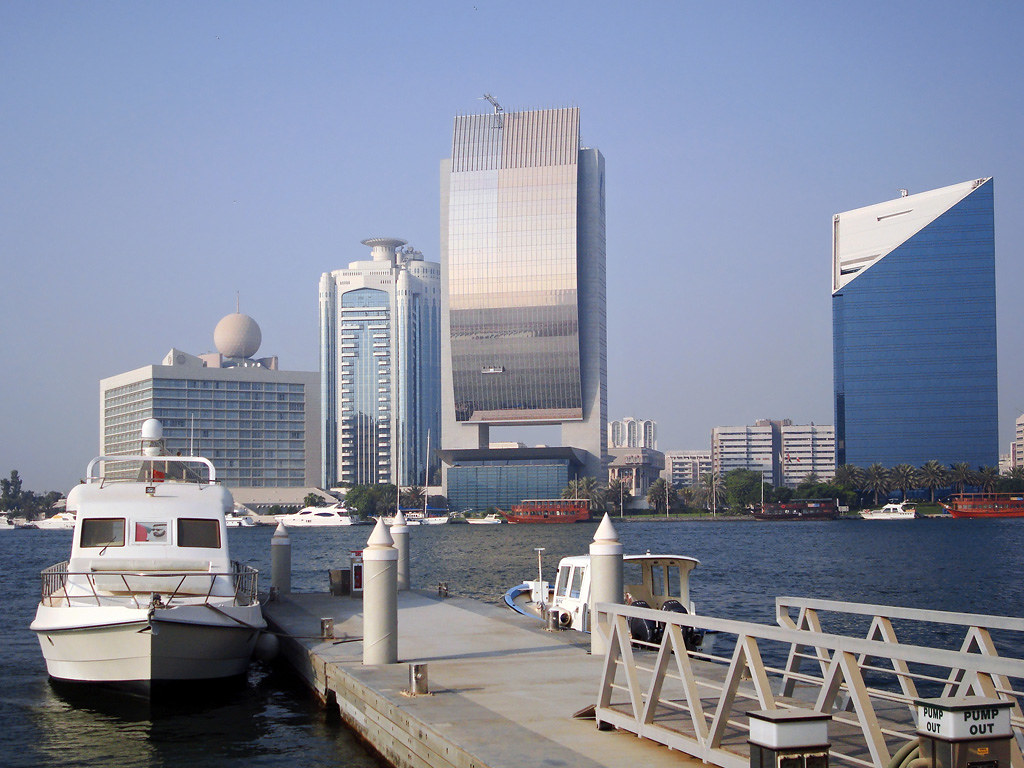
<box><xmin>391</xmin><ymin>509</ymin><xmax>410</xmax><ymax>591</ymax></box>
<box><xmin>270</xmin><ymin>521</ymin><xmax>291</xmax><ymax>595</ymax></box>
<box><xmin>589</xmin><ymin>512</ymin><xmax>623</xmax><ymax>656</ymax></box>
<box><xmin>362</xmin><ymin>517</ymin><xmax>398</xmax><ymax>665</ymax></box>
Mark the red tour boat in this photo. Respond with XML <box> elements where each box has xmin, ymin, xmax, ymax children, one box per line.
<box><xmin>504</xmin><ymin>499</ymin><xmax>591</xmax><ymax>524</ymax></box>
<box><xmin>940</xmin><ymin>493</ymin><xmax>1024</xmax><ymax>518</ymax></box>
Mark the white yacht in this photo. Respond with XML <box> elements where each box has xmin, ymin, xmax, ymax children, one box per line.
<box><xmin>36</xmin><ymin>511</ymin><xmax>77</xmax><ymax>530</ymax></box>
<box><xmin>275</xmin><ymin>502</ymin><xmax>366</xmax><ymax>527</ymax></box>
<box><xmin>0</xmin><ymin>515</ymin><xmax>15</xmax><ymax>530</ymax></box>
<box><xmin>467</xmin><ymin>513</ymin><xmax>506</xmax><ymax>525</ymax></box>
<box><xmin>30</xmin><ymin>420</ymin><xmax>269</xmax><ymax>694</ymax></box>
<box><xmin>860</xmin><ymin>502</ymin><xmax>917</xmax><ymax>520</ymax></box>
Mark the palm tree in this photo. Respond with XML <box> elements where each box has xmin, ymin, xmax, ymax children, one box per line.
<box><xmin>918</xmin><ymin>460</ymin><xmax>948</xmax><ymax>503</ymax></box>
<box><xmin>562</xmin><ymin>476</ymin><xmax>604</xmax><ymax>510</ymax></box>
<box><xmin>646</xmin><ymin>478</ymin><xmax>676</xmax><ymax>515</ymax></box>
<box><xmin>976</xmin><ymin>466</ymin><xmax>999</xmax><ymax>493</ymax></box>
<box><xmin>1004</xmin><ymin>466</ymin><xmax>1024</xmax><ymax>482</ymax></box>
<box><xmin>949</xmin><ymin>462</ymin><xmax>976</xmax><ymax>494</ymax></box>
<box><xmin>833</xmin><ymin>464</ymin><xmax>865</xmax><ymax>491</ymax></box>
<box><xmin>890</xmin><ymin>464</ymin><xmax>918</xmax><ymax>501</ymax></box>
<box><xmin>863</xmin><ymin>464</ymin><xmax>891</xmax><ymax>505</ymax></box>
<box><xmin>401</xmin><ymin>485</ymin><xmax>425</xmax><ymax>510</ymax></box>
<box><xmin>607</xmin><ymin>478</ymin><xmax>633</xmax><ymax>516</ymax></box>
<box><xmin>699</xmin><ymin>472</ymin><xmax>724</xmax><ymax>513</ymax></box>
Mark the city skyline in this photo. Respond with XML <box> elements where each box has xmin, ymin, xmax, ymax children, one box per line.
<box><xmin>3</xmin><ymin>3</ymin><xmax>1022</xmax><ymax>491</ymax></box>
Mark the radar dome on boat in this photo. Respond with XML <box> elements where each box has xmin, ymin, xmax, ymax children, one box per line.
<box><xmin>214</xmin><ymin>312</ymin><xmax>261</xmax><ymax>359</ymax></box>
<box><xmin>140</xmin><ymin>419</ymin><xmax>163</xmax><ymax>440</ymax></box>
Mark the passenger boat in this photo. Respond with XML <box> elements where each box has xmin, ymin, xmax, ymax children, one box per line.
<box><xmin>504</xmin><ymin>499</ymin><xmax>590</xmax><ymax>524</ymax></box>
<box><xmin>30</xmin><ymin>419</ymin><xmax>269</xmax><ymax>694</ymax></box>
<box><xmin>860</xmin><ymin>502</ymin><xmax>917</xmax><ymax>520</ymax></box>
<box><xmin>504</xmin><ymin>551</ymin><xmax>705</xmax><ymax>649</ymax></box>
<box><xmin>466</xmin><ymin>513</ymin><xmax>505</xmax><ymax>525</ymax></box>
<box><xmin>940</xmin><ymin>493</ymin><xmax>1024</xmax><ymax>518</ymax></box>
<box><xmin>753</xmin><ymin>499</ymin><xmax>838</xmax><ymax>521</ymax></box>
<box><xmin>36</xmin><ymin>511</ymin><xmax>77</xmax><ymax>530</ymax></box>
<box><xmin>275</xmin><ymin>503</ymin><xmax>366</xmax><ymax>527</ymax></box>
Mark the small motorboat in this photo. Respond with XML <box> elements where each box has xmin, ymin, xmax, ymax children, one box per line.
<box><xmin>276</xmin><ymin>503</ymin><xmax>366</xmax><ymax>527</ymax></box>
<box><xmin>860</xmin><ymin>502</ymin><xmax>917</xmax><ymax>520</ymax></box>
<box><xmin>36</xmin><ymin>511</ymin><xmax>77</xmax><ymax>530</ymax></box>
<box><xmin>505</xmin><ymin>551</ymin><xmax>705</xmax><ymax>649</ymax></box>
<box><xmin>30</xmin><ymin>419</ymin><xmax>270</xmax><ymax>695</ymax></box>
<box><xmin>225</xmin><ymin>511</ymin><xmax>257</xmax><ymax>527</ymax></box>
<box><xmin>466</xmin><ymin>513</ymin><xmax>505</xmax><ymax>525</ymax></box>
<box><xmin>0</xmin><ymin>515</ymin><xmax>15</xmax><ymax>530</ymax></box>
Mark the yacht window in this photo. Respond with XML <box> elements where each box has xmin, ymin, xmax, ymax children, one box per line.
<box><xmin>177</xmin><ymin>518</ymin><xmax>221</xmax><ymax>549</ymax></box>
<box><xmin>569</xmin><ymin>567</ymin><xmax>584</xmax><ymax>599</ymax></box>
<box><xmin>555</xmin><ymin>566</ymin><xmax>571</xmax><ymax>597</ymax></box>
<box><xmin>315</xmin><ymin>511</ymin><xmax>333</xmax><ymax>517</ymax></box>
<box><xmin>667</xmin><ymin>566</ymin><xmax>681</xmax><ymax>598</ymax></box>
<box><xmin>80</xmin><ymin>518</ymin><xmax>125</xmax><ymax>548</ymax></box>
<box><xmin>623</xmin><ymin>562</ymin><xmax>642</xmax><ymax>588</ymax></box>
<box><xmin>651</xmin><ymin>564</ymin><xmax>665</xmax><ymax>597</ymax></box>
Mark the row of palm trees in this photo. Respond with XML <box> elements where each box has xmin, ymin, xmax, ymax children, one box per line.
<box><xmin>834</xmin><ymin>461</ymin><xmax>1024</xmax><ymax>504</ymax></box>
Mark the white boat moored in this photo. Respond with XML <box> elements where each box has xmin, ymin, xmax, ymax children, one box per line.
<box><xmin>30</xmin><ymin>419</ymin><xmax>269</xmax><ymax>695</ymax></box>
<box><xmin>275</xmin><ymin>503</ymin><xmax>367</xmax><ymax>527</ymax></box>
<box><xmin>860</xmin><ymin>502</ymin><xmax>917</xmax><ymax>520</ymax></box>
<box><xmin>36</xmin><ymin>511</ymin><xmax>77</xmax><ymax>530</ymax></box>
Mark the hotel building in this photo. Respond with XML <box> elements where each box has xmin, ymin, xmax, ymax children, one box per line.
<box><xmin>832</xmin><ymin>178</ymin><xmax>997</xmax><ymax>468</ymax></box>
<box><xmin>609</xmin><ymin>417</ymin><xmax>657</xmax><ymax>449</ymax></box>
<box><xmin>100</xmin><ymin>312</ymin><xmax>320</xmax><ymax>490</ymax></box>
<box><xmin>438</xmin><ymin>104</ymin><xmax>607</xmax><ymax>510</ymax></box>
<box><xmin>319</xmin><ymin>238</ymin><xmax>441</xmax><ymax>488</ymax></box>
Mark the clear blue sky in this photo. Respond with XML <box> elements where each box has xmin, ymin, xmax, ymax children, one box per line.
<box><xmin>2</xmin><ymin>2</ymin><xmax>1022</xmax><ymax>491</ymax></box>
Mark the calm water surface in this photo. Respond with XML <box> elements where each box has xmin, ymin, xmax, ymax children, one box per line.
<box><xmin>2</xmin><ymin>518</ymin><xmax>1023</xmax><ymax>767</ymax></box>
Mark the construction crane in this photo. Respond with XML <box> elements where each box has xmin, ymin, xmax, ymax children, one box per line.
<box><xmin>480</xmin><ymin>93</ymin><xmax>504</xmax><ymax>128</ymax></box>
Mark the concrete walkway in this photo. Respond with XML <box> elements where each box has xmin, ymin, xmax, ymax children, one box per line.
<box><xmin>264</xmin><ymin>589</ymin><xmax>703</xmax><ymax>768</ymax></box>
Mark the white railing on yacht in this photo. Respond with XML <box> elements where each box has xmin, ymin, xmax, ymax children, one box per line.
<box><xmin>40</xmin><ymin>561</ymin><xmax>260</xmax><ymax>609</ymax></box>
<box><xmin>593</xmin><ymin>600</ymin><xmax>1024</xmax><ymax>768</ymax></box>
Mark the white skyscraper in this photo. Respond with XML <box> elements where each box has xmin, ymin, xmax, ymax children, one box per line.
<box><xmin>319</xmin><ymin>238</ymin><xmax>441</xmax><ymax>488</ymax></box>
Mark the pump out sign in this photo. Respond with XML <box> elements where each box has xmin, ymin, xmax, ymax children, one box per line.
<box><xmin>916</xmin><ymin>698</ymin><xmax>1012</xmax><ymax>741</ymax></box>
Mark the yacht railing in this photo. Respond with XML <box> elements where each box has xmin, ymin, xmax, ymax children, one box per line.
<box><xmin>40</xmin><ymin>561</ymin><xmax>260</xmax><ymax>609</ymax></box>
<box><xmin>593</xmin><ymin>600</ymin><xmax>1024</xmax><ymax>768</ymax></box>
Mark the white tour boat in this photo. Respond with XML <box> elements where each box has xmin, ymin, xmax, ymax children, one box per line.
<box><xmin>275</xmin><ymin>502</ymin><xmax>366</xmax><ymax>527</ymax></box>
<box><xmin>505</xmin><ymin>549</ymin><xmax>705</xmax><ymax>649</ymax></box>
<box><xmin>36</xmin><ymin>511</ymin><xmax>77</xmax><ymax>530</ymax></box>
<box><xmin>860</xmin><ymin>502</ymin><xmax>917</xmax><ymax>520</ymax></box>
<box><xmin>30</xmin><ymin>420</ymin><xmax>269</xmax><ymax>694</ymax></box>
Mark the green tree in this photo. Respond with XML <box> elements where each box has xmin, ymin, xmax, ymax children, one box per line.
<box><xmin>833</xmin><ymin>464</ymin><xmax>865</xmax><ymax>490</ymax></box>
<box><xmin>918</xmin><ymin>460</ymin><xmax>948</xmax><ymax>503</ymax></box>
<box><xmin>976</xmin><ymin>466</ymin><xmax>999</xmax><ymax>493</ymax></box>
<box><xmin>949</xmin><ymin>462</ymin><xmax>976</xmax><ymax>494</ymax></box>
<box><xmin>890</xmin><ymin>464</ymin><xmax>919</xmax><ymax>501</ymax></box>
<box><xmin>606</xmin><ymin>477</ymin><xmax>633</xmax><ymax>516</ymax></box>
<box><xmin>562</xmin><ymin>476</ymin><xmax>604</xmax><ymax>510</ymax></box>
<box><xmin>700</xmin><ymin>472</ymin><xmax>724</xmax><ymax>512</ymax></box>
<box><xmin>401</xmin><ymin>485</ymin><xmax>426</xmax><ymax>510</ymax></box>
<box><xmin>863</xmin><ymin>464</ymin><xmax>891</xmax><ymax>505</ymax></box>
<box><xmin>302</xmin><ymin>492</ymin><xmax>325</xmax><ymax>508</ymax></box>
<box><xmin>645</xmin><ymin>477</ymin><xmax>677</xmax><ymax>515</ymax></box>
<box><xmin>0</xmin><ymin>470</ymin><xmax>24</xmax><ymax>512</ymax></box>
<box><xmin>723</xmin><ymin>469</ymin><xmax>766</xmax><ymax>510</ymax></box>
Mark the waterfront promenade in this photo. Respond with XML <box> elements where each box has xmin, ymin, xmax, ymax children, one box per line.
<box><xmin>263</xmin><ymin>589</ymin><xmax>702</xmax><ymax>768</ymax></box>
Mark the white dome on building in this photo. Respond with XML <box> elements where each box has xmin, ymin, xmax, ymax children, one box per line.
<box><xmin>214</xmin><ymin>313</ymin><xmax>262</xmax><ymax>359</ymax></box>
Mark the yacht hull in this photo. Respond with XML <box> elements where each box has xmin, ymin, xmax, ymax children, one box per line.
<box><xmin>31</xmin><ymin>603</ymin><xmax>263</xmax><ymax>687</ymax></box>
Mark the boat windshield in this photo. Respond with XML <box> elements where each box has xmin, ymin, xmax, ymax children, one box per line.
<box><xmin>555</xmin><ymin>566</ymin><xmax>571</xmax><ymax>597</ymax></box>
<box><xmin>569</xmin><ymin>567</ymin><xmax>584</xmax><ymax>599</ymax></box>
<box><xmin>177</xmin><ymin>518</ymin><xmax>221</xmax><ymax>549</ymax></box>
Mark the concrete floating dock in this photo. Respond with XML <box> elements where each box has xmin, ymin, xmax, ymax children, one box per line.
<box><xmin>263</xmin><ymin>589</ymin><xmax>703</xmax><ymax>768</ymax></box>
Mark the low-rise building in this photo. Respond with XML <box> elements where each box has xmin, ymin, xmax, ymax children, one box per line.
<box><xmin>663</xmin><ymin>450</ymin><xmax>712</xmax><ymax>487</ymax></box>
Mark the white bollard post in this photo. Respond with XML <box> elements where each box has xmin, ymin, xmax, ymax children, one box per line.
<box><xmin>391</xmin><ymin>509</ymin><xmax>410</xmax><ymax>591</ymax></box>
<box><xmin>362</xmin><ymin>517</ymin><xmax>398</xmax><ymax>665</ymax></box>
<box><xmin>589</xmin><ymin>512</ymin><xmax>623</xmax><ymax>656</ymax></box>
<box><xmin>271</xmin><ymin>521</ymin><xmax>291</xmax><ymax>596</ymax></box>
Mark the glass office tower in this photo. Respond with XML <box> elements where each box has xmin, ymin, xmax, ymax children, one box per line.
<box><xmin>832</xmin><ymin>178</ymin><xmax>997</xmax><ymax>468</ymax></box>
<box><xmin>440</xmin><ymin>106</ymin><xmax>607</xmax><ymax>493</ymax></box>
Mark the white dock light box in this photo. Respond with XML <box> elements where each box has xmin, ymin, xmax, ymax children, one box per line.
<box><xmin>748</xmin><ymin>709</ymin><xmax>831</xmax><ymax>768</ymax></box>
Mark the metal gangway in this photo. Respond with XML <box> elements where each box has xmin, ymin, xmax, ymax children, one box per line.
<box><xmin>594</xmin><ymin>598</ymin><xmax>1024</xmax><ymax>768</ymax></box>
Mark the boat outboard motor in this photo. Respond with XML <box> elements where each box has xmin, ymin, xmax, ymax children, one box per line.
<box><xmin>627</xmin><ymin>600</ymin><xmax>661</xmax><ymax>645</ymax></box>
<box><xmin>662</xmin><ymin>599</ymin><xmax>703</xmax><ymax>651</ymax></box>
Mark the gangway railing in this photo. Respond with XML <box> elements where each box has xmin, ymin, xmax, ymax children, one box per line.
<box><xmin>593</xmin><ymin>601</ymin><xmax>1024</xmax><ymax>768</ymax></box>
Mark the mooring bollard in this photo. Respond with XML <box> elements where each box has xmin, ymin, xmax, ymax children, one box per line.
<box><xmin>391</xmin><ymin>509</ymin><xmax>410</xmax><ymax>591</ymax></box>
<box><xmin>589</xmin><ymin>512</ymin><xmax>623</xmax><ymax>656</ymax></box>
<box><xmin>408</xmin><ymin>663</ymin><xmax>428</xmax><ymax>695</ymax></box>
<box><xmin>271</xmin><ymin>521</ymin><xmax>291</xmax><ymax>596</ymax></box>
<box><xmin>362</xmin><ymin>517</ymin><xmax>398</xmax><ymax>665</ymax></box>
<box><xmin>320</xmin><ymin>617</ymin><xmax>335</xmax><ymax>639</ymax></box>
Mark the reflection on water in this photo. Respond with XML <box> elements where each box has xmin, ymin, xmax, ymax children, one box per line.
<box><xmin>3</xmin><ymin>519</ymin><xmax>1024</xmax><ymax>767</ymax></box>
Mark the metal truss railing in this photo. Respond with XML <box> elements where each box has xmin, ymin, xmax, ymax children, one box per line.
<box><xmin>593</xmin><ymin>601</ymin><xmax>1024</xmax><ymax>768</ymax></box>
